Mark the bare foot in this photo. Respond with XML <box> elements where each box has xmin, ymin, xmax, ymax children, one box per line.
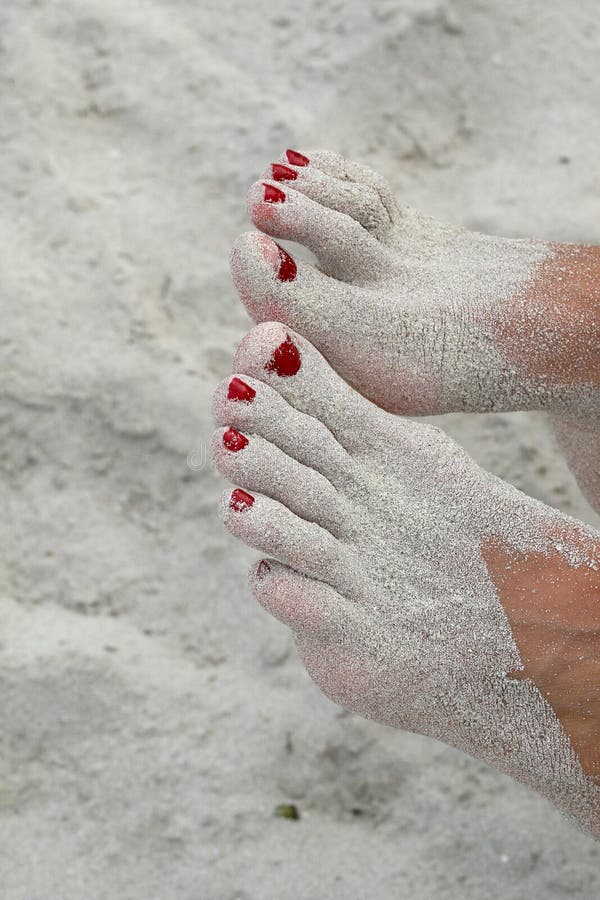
<box><xmin>213</xmin><ymin>323</ymin><xmax>600</xmax><ymax>840</ymax></box>
<box><xmin>231</xmin><ymin>149</ymin><xmax>600</xmax><ymax>511</ymax></box>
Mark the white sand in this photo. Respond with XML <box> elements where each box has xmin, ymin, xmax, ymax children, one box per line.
<box><xmin>1</xmin><ymin>1</ymin><xmax>600</xmax><ymax>897</ymax></box>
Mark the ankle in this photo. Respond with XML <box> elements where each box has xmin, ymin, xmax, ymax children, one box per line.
<box><xmin>495</xmin><ymin>243</ymin><xmax>600</xmax><ymax>404</ymax></box>
<box><xmin>483</xmin><ymin>529</ymin><xmax>600</xmax><ymax>784</ymax></box>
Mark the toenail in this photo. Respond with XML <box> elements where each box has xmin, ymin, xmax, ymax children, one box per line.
<box><xmin>274</xmin><ymin>242</ymin><xmax>297</xmax><ymax>282</ymax></box>
<box><xmin>265</xmin><ymin>333</ymin><xmax>301</xmax><ymax>377</ymax></box>
<box><xmin>286</xmin><ymin>149</ymin><xmax>309</xmax><ymax>167</ymax></box>
<box><xmin>227</xmin><ymin>377</ymin><xmax>256</xmax><ymax>403</ymax></box>
<box><xmin>263</xmin><ymin>184</ymin><xmax>286</xmax><ymax>203</ymax></box>
<box><xmin>223</xmin><ymin>428</ymin><xmax>249</xmax><ymax>453</ymax></box>
<box><xmin>271</xmin><ymin>163</ymin><xmax>298</xmax><ymax>182</ymax></box>
<box><xmin>256</xmin><ymin>559</ymin><xmax>272</xmax><ymax>579</ymax></box>
<box><xmin>230</xmin><ymin>488</ymin><xmax>254</xmax><ymax>511</ymax></box>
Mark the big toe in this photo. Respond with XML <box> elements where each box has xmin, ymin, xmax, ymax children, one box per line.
<box><xmin>231</xmin><ymin>321</ymin><xmax>400</xmax><ymax>456</ymax></box>
<box><xmin>231</xmin><ymin>231</ymin><xmax>371</xmax><ymax>352</ymax></box>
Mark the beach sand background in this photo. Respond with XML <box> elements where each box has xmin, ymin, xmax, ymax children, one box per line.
<box><xmin>1</xmin><ymin>1</ymin><xmax>600</xmax><ymax>897</ymax></box>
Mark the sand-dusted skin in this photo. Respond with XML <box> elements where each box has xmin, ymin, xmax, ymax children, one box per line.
<box><xmin>231</xmin><ymin>149</ymin><xmax>600</xmax><ymax>513</ymax></box>
<box><xmin>213</xmin><ymin>322</ymin><xmax>600</xmax><ymax>841</ymax></box>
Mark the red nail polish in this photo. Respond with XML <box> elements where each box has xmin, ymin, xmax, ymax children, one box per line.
<box><xmin>265</xmin><ymin>334</ymin><xmax>301</xmax><ymax>377</ymax></box>
<box><xmin>230</xmin><ymin>488</ymin><xmax>254</xmax><ymax>511</ymax></box>
<box><xmin>275</xmin><ymin>243</ymin><xmax>297</xmax><ymax>282</ymax></box>
<box><xmin>227</xmin><ymin>377</ymin><xmax>256</xmax><ymax>403</ymax></box>
<box><xmin>286</xmin><ymin>149</ymin><xmax>309</xmax><ymax>167</ymax></box>
<box><xmin>263</xmin><ymin>183</ymin><xmax>286</xmax><ymax>203</ymax></box>
<box><xmin>256</xmin><ymin>559</ymin><xmax>272</xmax><ymax>579</ymax></box>
<box><xmin>223</xmin><ymin>428</ymin><xmax>249</xmax><ymax>453</ymax></box>
<box><xmin>271</xmin><ymin>163</ymin><xmax>298</xmax><ymax>182</ymax></box>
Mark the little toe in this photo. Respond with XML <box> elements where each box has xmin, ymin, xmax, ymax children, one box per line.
<box><xmin>263</xmin><ymin>157</ymin><xmax>393</xmax><ymax>239</ymax></box>
<box><xmin>211</xmin><ymin>427</ymin><xmax>349</xmax><ymax>536</ymax></box>
<box><xmin>221</xmin><ymin>488</ymin><xmax>365</xmax><ymax>600</ymax></box>
<box><xmin>232</xmin><ymin>322</ymin><xmax>397</xmax><ymax>455</ymax></box>
<box><xmin>249</xmin><ymin>558</ymin><xmax>359</xmax><ymax>641</ymax></box>
<box><xmin>290</xmin><ymin>148</ymin><xmax>399</xmax><ymax>229</ymax></box>
<box><xmin>246</xmin><ymin>179</ymin><xmax>390</xmax><ymax>283</ymax></box>
<box><xmin>250</xmin><ymin>557</ymin><xmax>394</xmax><ymax>721</ymax></box>
<box><xmin>212</xmin><ymin>372</ymin><xmax>356</xmax><ymax>491</ymax></box>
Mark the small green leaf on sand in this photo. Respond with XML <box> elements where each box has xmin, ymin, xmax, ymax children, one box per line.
<box><xmin>274</xmin><ymin>803</ymin><xmax>300</xmax><ymax>820</ymax></box>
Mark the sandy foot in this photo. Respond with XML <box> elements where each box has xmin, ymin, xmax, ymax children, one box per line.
<box><xmin>213</xmin><ymin>322</ymin><xmax>600</xmax><ymax>841</ymax></box>
<box><xmin>231</xmin><ymin>149</ymin><xmax>600</xmax><ymax>513</ymax></box>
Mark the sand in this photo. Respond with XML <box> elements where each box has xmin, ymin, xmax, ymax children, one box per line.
<box><xmin>1</xmin><ymin>1</ymin><xmax>600</xmax><ymax>898</ymax></box>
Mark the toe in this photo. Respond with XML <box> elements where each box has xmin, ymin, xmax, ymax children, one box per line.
<box><xmin>211</xmin><ymin>427</ymin><xmax>350</xmax><ymax>537</ymax></box>
<box><xmin>221</xmin><ymin>489</ymin><xmax>365</xmax><ymax>600</ymax></box>
<box><xmin>230</xmin><ymin>231</ymin><xmax>377</xmax><ymax>360</ymax></box>
<box><xmin>212</xmin><ymin>371</ymin><xmax>356</xmax><ymax>491</ymax></box>
<box><xmin>285</xmin><ymin>149</ymin><xmax>398</xmax><ymax>229</ymax></box>
<box><xmin>246</xmin><ymin>179</ymin><xmax>390</xmax><ymax>284</ymax></box>
<box><xmin>262</xmin><ymin>156</ymin><xmax>394</xmax><ymax>239</ymax></box>
<box><xmin>231</xmin><ymin>322</ymin><xmax>398</xmax><ymax>455</ymax></box>
<box><xmin>249</xmin><ymin>558</ymin><xmax>358</xmax><ymax>640</ymax></box>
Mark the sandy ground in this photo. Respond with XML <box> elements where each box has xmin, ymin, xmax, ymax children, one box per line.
<box><xmin>1</xmin><ymin>1</ymin><xmax>600</xmax><ymax>897</ymax></box>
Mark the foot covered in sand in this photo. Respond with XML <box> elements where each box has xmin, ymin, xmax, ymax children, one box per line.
<box><xmin>232</xmin><ymin>149</ymin><xmax>600</xmax><ymax>511</ymax></box>
<box><xmin>233</xmin><ymin>149</ymin><xmax>600</xmax><ymax>417</ymax></box>
<box><xmin>213</xmin><ymin>323</ymin><xmax>600</xmax><ymax>839</ymax></box>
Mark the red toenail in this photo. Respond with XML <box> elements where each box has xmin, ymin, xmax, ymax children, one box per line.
<box><xmin>230</xmin><ymin>488</ymin><xmax>254</xmax><ymax>511</ymax></box>
<box><xmin>286</xmin><ymin>149</ymin><xmax>309</xmax><ymax>167</ymax></box>
<box><xmin>265</xmin><ymin>333</ymin><xmax>301</xmax><ymax>377</ymax></box>
<box><xmin>223</xmin><ymin>428</ymin><xmax>249</xmax><ymax>453</ymax></box>
<box><xmin>256</xmin><ymin>559</ymin><xmax>272</xmax><ymax>579</ymax></box>
<box><xmin>263</xmin><ymin>184</ymin><xmax>286</xmax><ymax>203</ymax></box>
<box><xmin>271</xmin><ymin>163</ymin><xmax>298</xmax><ymax>182</ymax></box>
<box><xmin>227</xmin><ymin>377</ymin><xmax>256</xmax><ymax>403</ymax></box>
<box><xmin>275</xmin><ymin>243</ymin><xmax>297</xmax><ymax>282</ymax></box>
